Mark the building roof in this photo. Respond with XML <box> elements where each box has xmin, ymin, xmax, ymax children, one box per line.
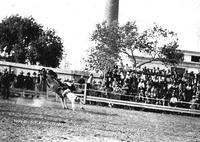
<box><xmin>182</xmin><ymin>50</ymin><xmax>200</xmax><ymax>56</ymax></box>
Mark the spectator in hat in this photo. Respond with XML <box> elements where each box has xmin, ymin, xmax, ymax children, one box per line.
<box><xmin>1</xmin><ymin>69</ymin><xmax>12</xmax><ymax>99</ymax></box>
<box><xmin>32</xmin><ymin>72</ymin><xmax>37</xmax><ymax>86</ymax></box>
<box><xmin>87</xmin><ymin>73</ymin><xmax>93</xmax><ymax>89</ymax></box>
<box><xmin>9</xmin><ymin>70</ymin><xmax>16</xmax><ymax>89</ymax></box>
<box><xmin>77</xmin><ymin>75</ymin><xmax>86</xmax><ymax>90</ymax></box>
<box><xmin>77</xmin><ymin>75</ymin><xmax>85</xmax><ymax>85</ymax></box>
<box><xmin>24</xmin><ymin>72</ymin><xmax>34</xmax><ymax>90</ymax></box>
<box><xmin>40</xmin><ymin>68</ymin><xmax>47</xmax><ymax>92</ymax></box>
<box><xmin>16</xmin><ymin>71</ymin><xmax>25</xmax><ymax>89</ymax></box>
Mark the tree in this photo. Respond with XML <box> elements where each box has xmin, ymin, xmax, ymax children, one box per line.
<box><xmin>0</xmin><ymin>15</ymin><xmax>64</xmax><ymax>67</ymax></box>
<box><xmin>87</xmin><ymin>21</ymin><xmax>184</xmax><ymax>71</ymax></box>
<box><xmin>85</xmin><ymin>46</ymin><xmax>117</xmax><ymax>73</ymax></box>
<box><xmin>30</xmin><ymin>29</ymin><xmax>63</xmax><ymax>68</ymax></box>
<box><xmin>137</xmin><ymin>24</ymin><xmax>184</xmax><ymax>68</ymax></box>
<box><xmin>85</xmin><ymin>22</ymin><xmax>121</xmax><ymax>73</ymax></box>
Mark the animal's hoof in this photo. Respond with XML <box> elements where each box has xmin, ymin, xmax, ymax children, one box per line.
<box><xmin>63</xmin><ymin>107</ymin><xmax>68</xmax><ymax>109</ymax></box>
<box><xmin>108</xmin><ymin>104</ymin><xmax>113</xmax><ymax>108</ymax></box>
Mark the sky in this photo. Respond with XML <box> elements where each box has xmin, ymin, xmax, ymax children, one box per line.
<box><xmin>0</xmin><ymin>0</ymin><xmax>200</xmax><ymax>70</ymax></box>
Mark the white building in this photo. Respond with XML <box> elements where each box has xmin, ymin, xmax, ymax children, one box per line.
<box><xmin>135</xmin><ymin>50</ymin><xmax>200</xmax><ymax>74</ymax></box>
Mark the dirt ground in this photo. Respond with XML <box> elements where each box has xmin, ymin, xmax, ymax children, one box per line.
<box><xmin>0</xmin><ymin>96</ymin><xmax>200</xmax><ymax>142</ymax></box>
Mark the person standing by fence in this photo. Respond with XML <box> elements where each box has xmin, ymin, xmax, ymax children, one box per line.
<box><xmin>37</xmin><ymin>68</ymin><xmax>47</xmax><ymax>92</ymax></box>
<box><xmin>87</xmin><ymin>73</ymin><xmax>93</xmax><ymax>89</ymax></box>
<box><xmin>24</xmin><ymin>72</ymin><xmax>34</xmax><ymax>90</ymax></box>
<box><xmin>77</xmin><ymin>75</ymin><xmax>86</xmax><ymax>90</ymax></box>
<box><xmin>78</xmin><ymin>75</ymin><xmax>85</xmax><ymax>84</ymax></box>
<box><xmin>40</xmin><ymin>68</ymin><xmax>47</xmax><ymax>92</ymax></box>
<box><xmin>16</xmin><ymin>71</ymin><xmax>25</xmax><ymax>89</ymax></box>
<box><xmin>1</xmin><ymin>69</ymin><xmax>12</xmax><ymax>99</ymax></box>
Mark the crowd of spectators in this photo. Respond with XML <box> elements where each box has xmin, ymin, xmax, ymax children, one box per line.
<box><xmin>0</xmin><ymin>68</ymin><xmax>49</xmax><ymax>99</ymax></box>
<box><xmin>0</xmin><ymin>67</ymin><xmax>87</xmax><ymax>99</ymax></box>
<box><xmin>1</xmin><ymin>65</ymin><xmax>200</xmax><ymax>110</ymax></box>
<box><xmin>90</xmin><ymin>65</ymin><xmax>200</xmax><ymax>109</ymax></box>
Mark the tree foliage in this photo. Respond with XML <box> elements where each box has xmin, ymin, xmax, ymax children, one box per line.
<box><xmin>0</xmin><ymin>15</ymin><xmax>63</xmax><ymax>67</ymax></box>
<box><xmin>138</xmin><ymin>24</ymin><xmax>184</xmax><ymax>67</ymax></box>
<box><xmin>29</xmin><ymin>29</ymin><xmax>63</xmax><ymax>67</ymax></box>
<box><xmin>86</xmin><ymin>22</ymin><xmax>121</xmax><ymax>72</ymax></box>
<box><xmin>87</xmin><ymin>21</ymin><xmax>184</xmax><ymax>71</ymax></box>
<box><xmin>86</xmin><ymin>46</ymin><xmax>117</xmax><ymax>72</ymax></box>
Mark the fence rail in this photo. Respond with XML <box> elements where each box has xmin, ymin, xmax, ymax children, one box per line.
<box><xmin>82</xmin><ymin>84</ymin><xmax>200</xmax><ymax>116</ymax></box>
<box><xmin>10</xmin><ymin>88</ymin><xmax>47</xmax><ymax>97</ymax></box>
<box><xmin>10</xmin><ymin>84</ymin><xmax>200</xmax><ymax>116</ymax></box>
<box><xmin>86</xmin><ymin>96</ymin><xmax>200</xmax><ymax>115</ymax></box>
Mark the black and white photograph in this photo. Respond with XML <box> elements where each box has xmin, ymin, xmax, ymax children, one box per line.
<box><xmin>0</xmin><ymin>0</ymin><xmax>200</xmax><ymax>141</ymax></box>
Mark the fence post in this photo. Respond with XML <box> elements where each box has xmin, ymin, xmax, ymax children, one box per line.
<box><xmin>83</xmin><ymin>83</ymin><xmax>87</xmax><ymax>104</ymax></box>
<box><xmin>22</xmin><ymin>89</ymin><xmax>25</xmax><ymax>97</ymax></box>
<box><xmin>46</xmin><ymin>90</ymin><xmax>49</xmax><ymax>99</ymax></box>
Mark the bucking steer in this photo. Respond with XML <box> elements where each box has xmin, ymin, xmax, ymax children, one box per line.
<box><xmin>46</xmin><ymin>70</ymin><xmax>84</xmax><ymax>111</ymax></box>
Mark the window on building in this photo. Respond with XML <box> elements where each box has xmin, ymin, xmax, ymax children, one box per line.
<box><xmin>191</xmin><ymin>56</ymin><xmax>200</xmax><ymax>62</ymax></box>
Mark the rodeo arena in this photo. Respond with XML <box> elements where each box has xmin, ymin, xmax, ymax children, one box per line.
<box><xmin>0</xmin><ymin>49</ymin><xmax>200</xmax><ymax>141</ymax></box>
<box><xmin>1</xmin><ymin>1</ymin><xmax>200</xmax><ymax>142</ymax></box>
<box><xmin>1</xmin><ymin>52</ymin><xmax>200</xmax><ymax>115</ymax></box>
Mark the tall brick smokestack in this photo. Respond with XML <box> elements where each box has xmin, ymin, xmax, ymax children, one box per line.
<box><xmin>105</xmin><ymin>0</ymin><xmax>119</xmax><ymax>25</ymax></box>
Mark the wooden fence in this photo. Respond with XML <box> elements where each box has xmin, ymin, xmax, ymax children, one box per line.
<box><xmin>10</xmin><ymin>84</ymin><xmax>200</xmax><ymax>116</ymax></box>
<box><xmin>81</xmin><ymin>84</ymin><xmax>200</xmax><ymax>116</ymax></box>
